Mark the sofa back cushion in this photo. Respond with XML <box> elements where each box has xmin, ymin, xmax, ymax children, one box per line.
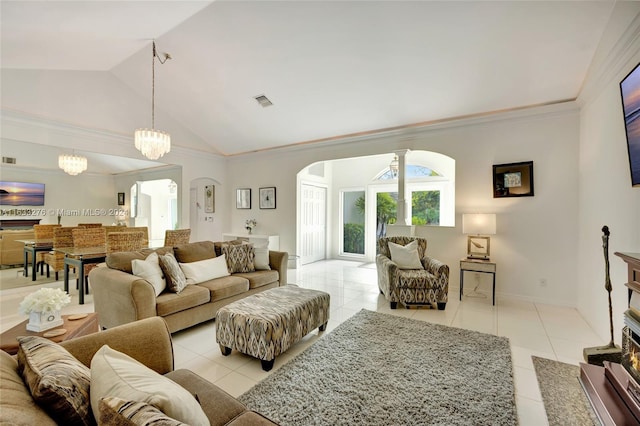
<box><xmin>107</xmin><ymin>247</ymin><xmax>174</xmax><ymax>274</ymax></box>
<box><xmin>0</xmin><ymin>350</ymin><xmax>56</xmax><ymax>426</ymax></box>
<box><xmin>173</xmin><ymin>241</ymin><xmax>216</xmax><ymax>263</ymax></box>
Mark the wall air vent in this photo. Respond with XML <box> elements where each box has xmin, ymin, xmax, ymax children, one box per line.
<box><xmin>2</xmin><ymin>157</ymin><xmax>16</xmax><ymax>164</ymax></box>
<box><xmin>254</xmin><ymin>94</ymin><xmax>273</xmax><ymax>108</ymax></box>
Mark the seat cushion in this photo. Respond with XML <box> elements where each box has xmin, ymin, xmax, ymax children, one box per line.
<box><xmin>197</xmin><ymin>275</ymin><xmax>250</xmax><ymax>301</ymax></box>
<box><xmin>156</xmin><ymin>284</ymin><xmax>211</xmax><ymax>317</ymax></box>
<box><xmin>234</xmin><ymin>270</ymin><xmax>280</xmax><ymax>289</ymax></box>
<box><xmin>396</xmin><ymin>269</ymin><xmax>436</xmax><ymax>289</ymax></box>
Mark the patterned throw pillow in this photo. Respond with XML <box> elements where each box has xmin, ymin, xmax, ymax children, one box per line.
<box><xmin>158</xmin><ymin>252</ymin><xmax>187</xmax><ymax>293</ymax></box>
<box><xmin>17</xmin><ymin>336</ymin><xmax>93</xmax><ymax>426</ymax></box>
<box><xmin>99</xmin><ymin>397</ymin><xmax>187</xmax><ymax>426</ymax></box>
<box><xmin>221</xmin><ymin>243</ymin><xmax>256</xmax><ymax>273</ymax></box>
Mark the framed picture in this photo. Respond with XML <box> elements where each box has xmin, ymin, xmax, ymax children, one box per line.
<box><xmin>205</xmin><ymin>185</ymin><xmax>215</xmax><ymax>213</ymax></box>
<box><xmin>259</xmin><ymin>187</ymin><xmax>276</xmax><ymax>209</ymax></box>
<box><xmin>236</xmin><ymin>188</ymin><xmax>251</xmax><ymax>209</ymax></box>
<box><xmin>467</xmin><ymin>236</ymin><xmax>490</xmax><ymax>259</ymax></box>
<box><xmin>117</xmin><ymin>192</ymin><xmax>125</xmax><ymax>206</ymax></box>
<box><xmin>493</xmin><ymin>161</ymin><xmax>534</xmax><ymax>198</ymax></box>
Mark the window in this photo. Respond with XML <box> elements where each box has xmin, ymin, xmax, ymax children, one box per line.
<box><xmin>340</xmin><ymin>190</ymin><xmax>365</xmax><ymax>255</ymax></box>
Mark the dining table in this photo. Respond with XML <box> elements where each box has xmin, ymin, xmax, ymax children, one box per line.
<box><xmin>55</xmin><ymin>246</ymin><xmax>106</xmax><ymax>305</ymax></box>
<box><xmin>16</xmin><ymin>238</ymin><xmax>54</xmax><ymax>281</ymax></box>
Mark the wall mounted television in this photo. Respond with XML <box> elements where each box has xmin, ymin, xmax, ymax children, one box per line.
<box><xmin>620</xmin><ymin>61</ymin><xmax>640</xmax><ymax>187</ymax></box>
<box><xmin>0</xmin><ymin>181</ymin><xmax>45</xmax><ymax>206</ymax></box>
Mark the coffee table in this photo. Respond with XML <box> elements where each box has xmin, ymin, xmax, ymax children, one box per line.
<box><xmin>0</xmin><ymin>313</ymin><xmax>99</xmax><ymax>355</ymax></box>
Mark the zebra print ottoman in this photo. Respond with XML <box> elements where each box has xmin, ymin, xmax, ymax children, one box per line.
<box><xmin>215</xmin><ymin>285</ymin><xmax>330</xmax><ymax>371</ymax></box>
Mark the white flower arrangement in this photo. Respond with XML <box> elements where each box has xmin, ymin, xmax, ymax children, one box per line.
<box><xmin>245</xmin><ymin>219</ymin><xmax>257</xmax><ymax>232</ymax></box>
<box><xmin>19</xmin><ymin>288</ymin><xmax>71</xmax><ymax>315</ymax></box>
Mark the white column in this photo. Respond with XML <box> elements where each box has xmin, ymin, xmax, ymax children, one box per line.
<box><xmin>395</xmin><ymin>149</ymin><xmax>410</xmax><ymax>226</ymax></box>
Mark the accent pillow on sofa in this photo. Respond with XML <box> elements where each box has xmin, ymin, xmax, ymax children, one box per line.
<box><xmin>179</xmin><ymin>255</ymin><xmax>230</xmax><ymax>285</ymax></box>
<box><xmin>253</xmin><ymin>246</ymin><xmax>271</xmax><ymax>270</ymax></box>
<box><xmin>132</xmin><ymin>252</ymin><xmax>166</xmax><ymax>296</ymax></box>
<box><xmin>99</xmin><ymin>396</ymin><xmax>187</xmax><ymax>426</ymax></box>
<box><xmin>388</xmin><ymin>240</ymin><xmax>423</xmax><ymax>270</ymax></box>
<box><xmin>158</xmin><ymin>252</ymin><xmax>187</xmax><ymax>293</ymax></box>
<box><xmin>17</xmin><ymin>336</ymin><xmax>93</xmax><ymax>426</ymax></box>
<box><xmin>221</xmin><ymin>244</ymin><xmax>255</xmax><ymax>273</ymax></box>
<box><xmin>90</xmin><ymin>345</ymin><xmax>209</xmax><ymax>426</ymax></box>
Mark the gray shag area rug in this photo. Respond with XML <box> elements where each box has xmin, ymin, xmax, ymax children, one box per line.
<box><xmin>532</xmin><ymin>356</ymin><xmax>599</xmax><ymax>426</ymax></box>
<box><xmin>239</xmin><ymin>309</ymin><xmax>517</xmax><ymax>425</ymax></box>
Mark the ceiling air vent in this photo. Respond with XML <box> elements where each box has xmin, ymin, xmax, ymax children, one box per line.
<box><xmin>2</xmin><ymin>157</ymin><xmax>16</xmax><ymax>164</ymax></box>
<box><xmin>254</xmin><ymin>94</ymin><xmax>273</xmax><ymax>108</ymax></box>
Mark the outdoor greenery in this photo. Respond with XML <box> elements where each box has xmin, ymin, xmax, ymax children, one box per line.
<box><xmin>343</xmin><ymin>223</ymin><xmax>365</xmax><ymax>254</ymax></box>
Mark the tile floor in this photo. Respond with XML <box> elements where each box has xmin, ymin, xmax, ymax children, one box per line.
<box><xmin>0</xmin><ymin>260</ymin><xmax>603</xmax><ymax>425</ymax></box>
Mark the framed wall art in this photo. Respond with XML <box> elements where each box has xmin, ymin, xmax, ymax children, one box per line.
<box><xmin>205</xmin><ymin>185</ymin><xmax>215</xmax><ymax>213</ymax></box>
<box><xmin>236</xmin><ymin>188</ymin><xmax>251</xmax><ymax>209</ymax></box>
<box><xmin>117</xmin><ymin>192</ymin><xmax>125</xmax><ymax>206</ymax></box>
<box><xmin>259</xmin><ymin>187</ymin><xmax>276</xmax><ymax>209</ymax></box>
<box><xmin>493</xmin><ymin>161</ymin><xmax>534</xmax><ymax>198</ymax></box>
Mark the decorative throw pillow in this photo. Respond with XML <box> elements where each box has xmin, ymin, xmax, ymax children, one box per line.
<box><xmin>253</xmin><ymin>246</ymin><xmax>271</xmax><ymax>270</ymax></box>
<box><xmin>17</xmin><ymin>336</ymin><xmax>94</xmax><ymax>426</ymax></box>
<box><xmin>158</xmin><ymin>252</ymin><xmax>187</xmax><ymax>293</ymax></box>
<box><xmin>90</xmin><ymin>345</ymin><xmax>210</xmax><ymax>426</ymax></box>
<box><xmin>99</xmin><ymin>397</ymin><xmax>187</xmax><ymax>426</ymax></box>
<box><xmin>388</xmin><ymin>240</ymin><xmax>423</xmax><ymax>270</ymax></box>
<box><xmin>132</xmin><ymin>252</ymin><xmax>166</xmax><ymax>296</ymax></box>
<box><xmin>221</xmin><ymin>244</ymin><xmax>255</xmax><ymax>273</ymax></box>
<box><xmin>179</xmin><ymin>255</ymin><xmax>230</xmax><ymax>285</ymax></box>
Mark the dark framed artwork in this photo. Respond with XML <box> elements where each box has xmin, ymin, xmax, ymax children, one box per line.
<box><xmin>493</xmin><ymin>161</ymin><xmax>534</xmax><ymax>198</ymax></box>
<box><xmin>236</xmin><ymin>188</ymin><xmax>251</xmax><ymax>209</ymax></box>
<box><xmin>117</xmin><ymin>192</ymin><xmax>125</xmax><ymax>206</ymax></box>
<box><xmin>259</xmin><ymin>187</ymin><xmax>276</xmax><ymax>209</ymax></box>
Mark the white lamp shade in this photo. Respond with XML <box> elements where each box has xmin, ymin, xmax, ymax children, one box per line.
<box><xmin>462</xmin><ymin>213</ymin><xmax>496</xmax><ymax>235</ymax></box>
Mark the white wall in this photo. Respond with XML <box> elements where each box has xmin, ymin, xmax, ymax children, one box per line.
<box><xmin>0</xmin><ymin>167</ymin><xmax>115</xmax><ymax>225</ymax></box>
<box><xmin>228</xmin><ymin>105</ymin><xmax>581</xmax><ymax>305</ymax></box>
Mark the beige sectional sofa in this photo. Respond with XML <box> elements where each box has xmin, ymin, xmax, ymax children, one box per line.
<box><xmin>0</xmin><ymin>316</ymin><xmax>277</xmax><ymax>425</ymax></box>
<box><xmin>89</xmin><ymin>241</ymin><xmax>288</xmax><ymax>332</ymax></box>
<box><xmin>0</xmin><ymin>229</ymin><xmax>34</xmax><ymax>267</ymax></box>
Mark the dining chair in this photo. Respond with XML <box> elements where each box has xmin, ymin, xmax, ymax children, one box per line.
<box><xmin>33</xmin><ymin>224</ymin><xmax>61</xmax><ymax>275</ymax></box>
<box><xmin>71</xmin><ymin>227</ymin><xmax>107</xmax><ymax>289</ymax></box>
<box><xmin>44</xmin><ymin>227</ymin><xmax>77</xmax><ymax>281</ymax></box>
<box><xmin>164</xmin><ymin>229</ymin><xmax>191</xmax><ymax>247</ymax></box>
<box><xmin>106</xmin><ymin>231</ymin><xmax>146</xmax><ymax>254</ymax></box>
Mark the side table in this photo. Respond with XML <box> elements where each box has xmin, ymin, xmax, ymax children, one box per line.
<box><xmin>460</xmin><ymin>258</ymin><xmax>497</xmax><ymax>305</ymax></box>
<box><xmin>0</xmin><ymin>313</ymin><xmax>99</xmax><ymax>355</ymax></box>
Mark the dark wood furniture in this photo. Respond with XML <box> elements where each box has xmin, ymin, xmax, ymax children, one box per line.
<box><xmin>0</xmin><ymin>219</ymin><xmax>41</xmax><ymax>229</ymax></box>
<box><xmin>580</xmin><ymin>252</ymin><xmax>640</xmax><ymax>425</ymax></box>
<box><xmin>0</xmin><ymin>313</ymin><xmax>99</xmax><ymax>355</ymax></box>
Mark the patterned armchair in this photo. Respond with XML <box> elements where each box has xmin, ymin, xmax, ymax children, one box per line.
<box><xmin>376</xmin><ymin>236</ymin><xmax>449</xmax><ymax>310</ymax></box>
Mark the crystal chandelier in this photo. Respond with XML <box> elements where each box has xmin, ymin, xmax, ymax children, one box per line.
<box><xmin>134</xmin><ymin>41</ymin><xmax>172</xmax><ymax>160</ymax></box>
<box><xmin>58</xmin><ymin>154</ymin><xmax>88</xmax><ymax>176</ymax></box>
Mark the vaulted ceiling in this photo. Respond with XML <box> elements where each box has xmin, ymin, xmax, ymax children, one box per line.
<box><xmin>0</xmin><ymin>1</ymin><xmax>624</xmax><ymax>158</ymax></box>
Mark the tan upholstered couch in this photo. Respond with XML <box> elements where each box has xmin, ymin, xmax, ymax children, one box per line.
<box><xmin>0</xmin><ymin>316</ymin><xmax>277</xmax><ymax>425</ymax></box>
<box><xmin>0</xmin><ymin>229</ymin><xmax>34</xmax><ymax>266</ymax></box>
<box><xmin>89</xmin><ymin>241</ymin><xmax>288</xmax><ymax>333</ymax></box>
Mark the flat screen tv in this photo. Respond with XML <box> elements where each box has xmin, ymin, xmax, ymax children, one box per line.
<box><xmin>0</xmin><ymin>181</ymin><xmax>45</xmax><ymax>206</ymax></box>
<box><xmin>620</xmin><ymin>62</ymin><xmax>640</xmax><ymax>187</ymax></box>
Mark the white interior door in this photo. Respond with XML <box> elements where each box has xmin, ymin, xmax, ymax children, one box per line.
<box><xmin>300</xmin><ymin>184</ymin><xmax>326</xmax><ymax>265</ymax></box>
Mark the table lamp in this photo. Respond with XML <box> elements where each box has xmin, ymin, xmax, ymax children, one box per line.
<box><xmin>462</xmin><ymin>213</ymin><xmax>496</xmax><ymax>260</ymax></box>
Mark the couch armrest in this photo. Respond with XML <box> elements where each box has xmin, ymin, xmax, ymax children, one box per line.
<box><xmin>88</xmin><ymin>266</ymin><xmax>157</xmax><ymax>330</ymax></box>
<box><xmin>375</xmin><ymin>254</ymin><xmax>399</xmax><ymax>300</ymax></box>
<box><xmin>422</xmin><ymin>257</ymin><xmax>449</xmax><ymax>278</ymax></box>
<box><xmin>60</xmin><ymin>317</ymin><xmax>174</xmax><ymax>374</ymax></box>
<box><xmin>268</xmin><ymin>250</ymin><xmax>288</xmax><ymax>286</ymax></box>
